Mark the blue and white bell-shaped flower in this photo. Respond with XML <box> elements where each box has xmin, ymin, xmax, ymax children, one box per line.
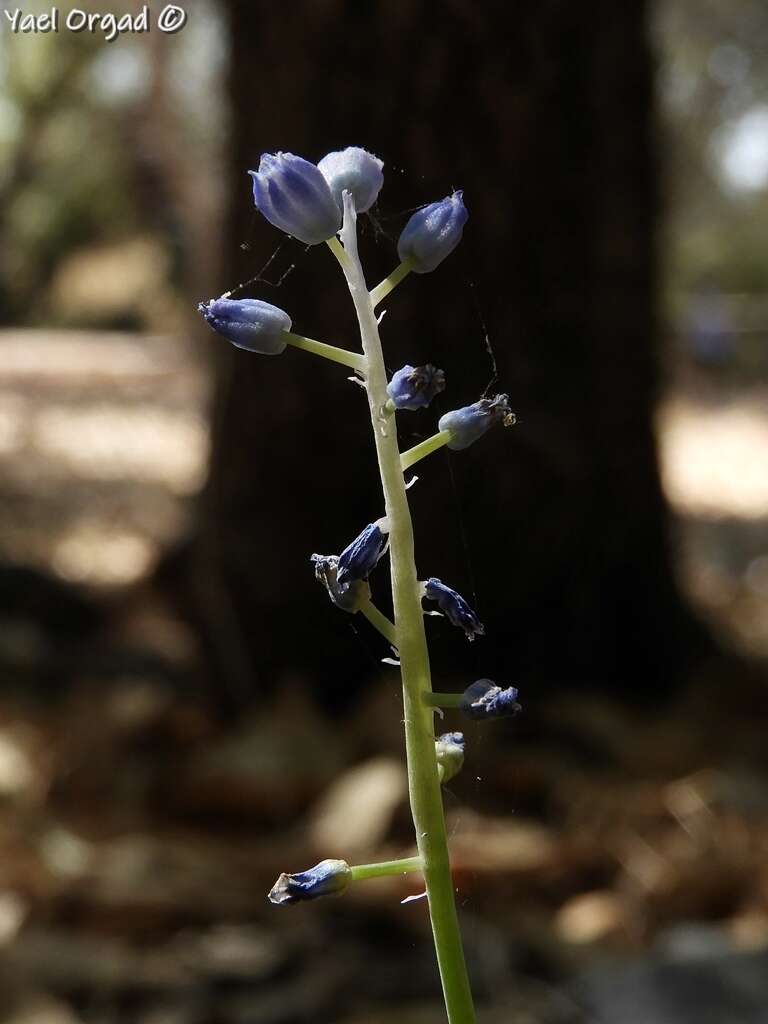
<box><xmin>249</xmin><ymin>152</ymin><xmax>342</xmax><ymax>245</ymax></box>
<box><xmin>268</xmin><ymin>858</ymin><xmax>352</xmax><ymax>905</ymax></box>
<box><xmin>397</xmin><ymin>191</ymin><xmax>468</xmax><ymax>273</ymax></box>
<box><xmin>198</xmin><ymin>296</ymin><xmax>292</xmax><ymax>355</ymax></box>
<box><xmin>318</xmin><ymin>146</ymin><xmax>384</xmax><ymax>214</ymax></box>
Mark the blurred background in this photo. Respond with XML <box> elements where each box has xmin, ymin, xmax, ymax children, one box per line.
<box><xmin>0</xmin><ymin>1</ymin><xmax>767</xmax><ymax>1021</ymax></box>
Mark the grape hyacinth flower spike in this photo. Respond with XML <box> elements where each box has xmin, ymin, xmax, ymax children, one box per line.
<box><xmin>198</xmin><ymin>296</ymin><xmax>292</xmax><ymax>355</ymax></box>
<box><xmin>387</xmin><ymin>364</ymin><xmax>446</xmax><ymax>411</ymax></box>
<box><xmin>318</xmin><ymin>146</ymin><xmax>384</xmax><ymax>213</ymax></box>
<box><xmin>202</xmin><ymin>142</ymin><xmax>528</xmax><ymax>1024</ymax></box>
<box><xmin>249</xmin><ymin>152</ymin><xmax>342</xmax><ymax>245</ymax></box>
<box><xmin>422</xmin><ymin>577</ymin><xmax>485</xmax><ymax>641</ymax></box>
<box><xmin>397</xmin><ymin>191</ymin><xmax>468</xmax><ymax>273</ymax></box>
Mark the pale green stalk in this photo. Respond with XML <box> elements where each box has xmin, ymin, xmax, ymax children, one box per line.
<box><xmin>401</xmin><ymin>430</ymin><xmax>453</xmax><ymax>472</ymax></box>
<box><xmin>350</xmin><ymin>856</ymin><xmax>423</xmax><ymax>881</ymax></box>
<box><xmin>359</xmin><ymin>600</ymin><xmax>397</xmax><ymax>646</ymax></box>
<box><xmin>283</xmin><ymin>331</ymin><xmax>367</xmax><ymax>372</ymax></box>
<box><xmin>370</xmin><ymin>259</ymin><xmax>413</xmax><ymax>307</ymax></box>
<box><xmin>329</xmin><ymin>193</ymin><xmax>476</xmax><ymax>1024</ymax></box>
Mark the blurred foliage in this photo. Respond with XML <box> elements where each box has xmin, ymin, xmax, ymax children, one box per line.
<box><xmin>0</xmin><ymin>0</ymin><xmax>226</xmax><ymax>330</ymax></box>
<box><xmin>656</xmin><ymin>0</ymin><xmax>768</xmax><ymax>300</ymax></box>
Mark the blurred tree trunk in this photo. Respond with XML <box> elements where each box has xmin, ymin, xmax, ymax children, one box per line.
<box><xmin>196</xmin><ymin>0</ymin><xmax>707</xmax><ymax>710</ymax></box>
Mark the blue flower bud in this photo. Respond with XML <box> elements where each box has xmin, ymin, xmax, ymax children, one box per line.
<box><xmin>336</xmin><ymin>518</ymin><xmax>390</xmax><ymax>588</ymax></box>
<box><xmin>397</xmin><ymin>191</ymin><xmax>468</xmax><ymax>273</ymax></box>
<box><xmin>435</xmin><ymin>731</ymin><xmax>465</xmax><ymax>783</ymax></box>
<box><xmin>422</xmin><ymin>577</ymin><xmax>485</xmax><ymax>641</ymax></box>
<box><xmin>460</xmin><ymin>679</ymin><xmax>521</xmax><ymax>720</ymax></box>
<box><xmin>198</xmin><ymin>296</ymin><xmax>292</xmax><ymax>355</ymax></box>
<box><xmin>387</xmin><ymin>364</ymin><xmax>446</xmax><ymax>411</ymax></box>
<box><xmin>318</xmin><ymin>146</ymin><xmax>384</xmax><ymax>214</ymax></box>
<box><xmin>311</xmin><ymin>553</ymin><xmax>370</xmax><ymax>614</ymax></box>
<box><xmin>438</xmin><ymin>394</ymin><xmax>514</xmax><ymax>450</ymax></box>
<box><xmin>249</xmin><ymin>152</ymin><xmax>342</xmax><ymax>245</ymax></box>
<box><xmin>268</xmin><ymin>858</ymin><xmax>352</xmax><ymax>906</ymax></box>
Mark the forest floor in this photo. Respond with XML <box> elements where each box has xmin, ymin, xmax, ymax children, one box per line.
<box><xmin>0</xmin><ymin>329</ymin><xmax>766</xmax><ymax>1023</ymax></box>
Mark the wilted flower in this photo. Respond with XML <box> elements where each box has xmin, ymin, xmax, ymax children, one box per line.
<box><xmin>435</xmin><ymin>731</ymin><xmax>465</xmax><ymax>783</ymax></box>
<box><xmin>311</xmin><ymin>553</ymin><xmax>370</xmax><ymax>613</ymax></box>
<box><xmin>249</xmin><ymin>152</ymin><xmax>342</xmax><ymax>245</ymax></box>
<box><xmin>198</xmin><ymin>296</ymin><xmax>292</xmax><ymax>355</ymax></box>
<box><xmin>387</xmin><ymin>364</ymin><xmax>446</xmax><ymax>411</ymax></box>
<box><xmin>268</xmin><ymin>858</ymin><xmax>352</xmax><ymax>905</ymax></box>
<box><xmin>460</xmin><ymin>679</ymin><xmax>521</xmax><ymax>720</ymax></box>
<box><xmin>397</xmin><ymin>191</ymin><xmax>468</xmax><ymax>273</ymax></box>
<box><xmin>422</xmin><ymin>577</ymin><xmax>485</xmax><ymax>641</ymax></box>
<box><xmin>318</xmin><ymin>146</ymin><xmax>384</xmax><ymax>213</ymax></box>
<box><xmin>438</xmin><ymin>394</ymin><xmax>514</xmax><ymax>450</ymax></box>
<box><xmin>336</xmin><ymin>518</ymin><xmax>390</xmax><ymax>587</ymax></box>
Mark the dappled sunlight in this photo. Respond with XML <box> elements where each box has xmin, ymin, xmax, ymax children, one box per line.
<box><xmin>0</xmin><ymin>329</ymin><xmax>209</xmax><ymax>586</ymax></box>
<box><xmin>659</xmin><ymin>395</ymin><xmax>768</xmax><ymax>519</ymax></box>
<box><xmin>51</xmin><ymin>525</ymin><xmax>154</xmax><ymax>585</ymax></box>
<box><xmin>658</xmin><ymin>389</ymin><xmax>768</xmax><ymax>656</ymax></box>
<box><xmin>31</xmin><ymin>404</ymin><xmax>207</xmax><ymax>492</ymax></box>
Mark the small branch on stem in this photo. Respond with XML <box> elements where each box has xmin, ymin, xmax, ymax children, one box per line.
<box><xmin>400</xmin><ymin>430</ymin><xmax>453</xmax><ymax>472</ymax></box>
<box><xmin>284</xmin><ymin>331</ymin><xmax>367</xmax><ymax>372</ymax></box>
<box><xmin>370</xmin><ymin>259</ymin><xmax>413</xmax><ymax>307</ymax></box>
<box><xmin>350</xmin><ymin>856</ymin><xmax>423</xmax><ymax>881</ymax></box>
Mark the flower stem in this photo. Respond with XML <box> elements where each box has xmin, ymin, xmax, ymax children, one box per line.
<box><xmin>360</xmin><ymin>600</ymin><xmax>397</xmax><ymax>646</ymax></box>
<box><xmin>283</xmin><ymin>331</ymin><xmax>367</xmax><ymax>372</ymax></box>
<box><xmin>350</xmin><ymin>856</ymin><xmax>423</xmax><ymax>881</ymax></box>
<box><xmin>400</xmin><ymin>430</ymin><xmax>453</xmax><ymax>472</ymax></box>
<box><xmin>369</xmin><ymin>259</ymin><xmax>413</xmax><ymax>308</ymax></box>
<box><xmin>327</xmin><ymin>235</ymin><xmax>348</xmax><ymax>267</ymax></box>
<box><xmin>329</xmin><ymin>194</ymin><xmax>476</xmax><ymax>1024</ymax></box>
<box><xmin>425</xmin><ymin>692</ymin><xmax>464</xmax><ymax>709</ymax></box>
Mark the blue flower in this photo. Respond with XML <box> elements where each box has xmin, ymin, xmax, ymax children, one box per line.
<box><xmin>268</xmin><ymin>858</ymin><xmax>352</xmax><ymax>905</ymax></box>
<box><xmin>249</xmin><ymin>152</ymin><xmax>342</xmax><ymax>245</ymax></box>
<box><xmin>422</xmin><ymin>577</ymin><xmax>485</xmax><ymax>641</ymax></box>
<box><xmin>438</xmin><ymin>394</ymin><xmax>514</xmax><ymax>450</ymax></box>
<box><xmin>435</xmin><ymin>731</ymin><xmax>465</xmax><ymax>783</ymax></box>
<box><xmin>336</xmin><ymin>518</ymin><xmax>390</xmax><ymax>587</ymax></box>
<box><xmin>318</xmin><ymin>146</ymin><xmax>384</xmax><ymax>214</ymax></box>
<box><xmin>387</xmin><ymin>364</ymin><xmax>446</xmax><ymax>411</ymax></box>
<box><xmin>198</xmin><ymin>296</ymin><xmax>292</xmax><ymax>355</ymax></box>
<box><xmin>311</xmin><ymin>553</ymin><xmax>370</xmax><ymax>613</ymax></box>
<box><xmin>397</xmin><ymin>191</ymin><xmax>468</xmax><ymax>273</ymax></box>
<box><xmin>460</xmin><ymin>679</ymin><xmax>521</xmax><ymax>720</ymax></box>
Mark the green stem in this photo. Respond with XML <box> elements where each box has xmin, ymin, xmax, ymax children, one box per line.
<box><xmin>327</xmin><ymin>235</ymin><xmax>348</xmax><ymax>267</ymax></box>
<box><xmin>360</xmin><ymin>600</ymin><xmax>397</xmax><ymax>646</ymax></box>
<box><xmin>284</xmin><ymin>331</ymin><xmax>366</xmax><ymax>372</ymax></box>
<box><xmin>369</xmin><ymin>259</ymin><xmax>413</xmax><ymax>308</ymax></box>
<box><xmin>350</xmin><ymin>856</ymin><xmax>423</xmax><ymax>881</ymax></box>
<box><xmin>329</xmin><ymin>194</ymin><xmax>475</xmax><ymax>1024</ymax></box>
<box><xmin>425</xmin><ymin>692</ymin><xmax>464</xmax><ymax>709</ymax></box>
<box><xmin>400</xmin><ymin>430</ymin><xmax>453</xmax><ymax>472</ymax></box>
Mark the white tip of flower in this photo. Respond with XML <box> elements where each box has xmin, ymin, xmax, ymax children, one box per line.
<box><xmin>318</xmin><ymin>146</ymin><xmax>384</xmax><ymax>213</ymax></box>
